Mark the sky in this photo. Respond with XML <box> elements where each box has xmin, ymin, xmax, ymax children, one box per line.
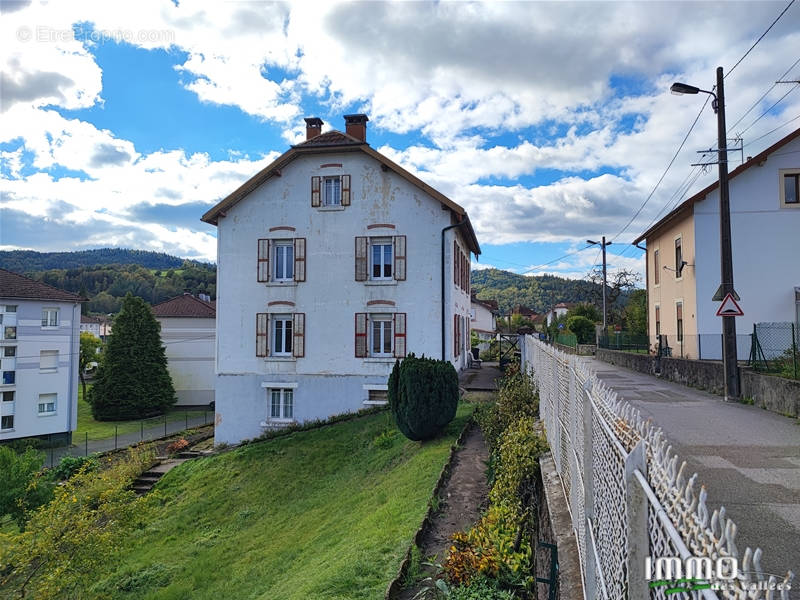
<box><xmin>1</xmin><ymin>0</ymin><xmax>799</xmax><ymax>282</ymax></box>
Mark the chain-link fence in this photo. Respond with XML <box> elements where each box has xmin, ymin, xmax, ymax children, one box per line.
<box><xmin>749</xmin><ymin>322</ymin><xmax>799</xmax><ymax>379</ymax></box>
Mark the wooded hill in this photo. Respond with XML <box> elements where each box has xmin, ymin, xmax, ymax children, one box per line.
<box><xmin>471</xmin><ymin>268</ymin><xmax>602</xmax><ymax>314</ymax></box>
<box><xmin>0</xmin><ymin>249</ymin><xmax>215</xmax><ymax>314</ymax></box>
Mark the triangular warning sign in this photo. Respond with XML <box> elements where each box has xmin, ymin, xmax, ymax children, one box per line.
<box><xmin>716</xmin><ymin>293</ymin><xmax>743</xmax><ymax>317</ymax></box>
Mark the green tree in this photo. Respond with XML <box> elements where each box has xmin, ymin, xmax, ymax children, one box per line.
<box><xmin>0</xmin><ymin>447</ymin><xmax>53</xmax><ymax>529</ymax></box>
<box><xmin>567</xmin><ymin>303</ymin><xmax>601</xmax><ymax>323</ymax></box>
<box><xmin>87</xmin><ymin>293</ymin><xmax>176</xmax><ymax>420</ymax></box>
<box><xmin>623</xmin><ymin>289</ymin><xmax>648</xmax><ymax>336</ymax></box>
<box><xmin>78</xmin><ymin>332</ymin><xmax>102</xmax><ymax>399</ymax></box>
<box><xmin>566</xmin><ymin>315</ymin><xmax>596</xmax><ymax>344</ymax></box>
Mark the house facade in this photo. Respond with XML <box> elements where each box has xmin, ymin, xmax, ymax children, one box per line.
<box><xmin>203</xmin><ymin>115</ymin><xmax>480</xmax><ymax>444</ymax></box>
<box><xmin>152</xmin><ymin>293</ymin><xmax>216</xmax><ymax>407</ymax></box>
<box><xmin>470</xmin><ymin>296</ymin><xmax>498</xmax><ymax>350</ymax></box>
<box><xmin>0</xmin><ymin>269</ymin><xmax>83</xmax><ymax>444</ymax></box>
<box><xmin>545</xmin><ymin>302</ymin><xmax>575</xmax><ymax>325</ymax></box>
<box><xmin>635</xmin><ymin>128</ymin><xmax>800</xmax><ymax>359</ymax></box>
<box><xmin>80</xmin><ymin>315</ymin><xmax>102</xmax><ymax>338</ymax></box>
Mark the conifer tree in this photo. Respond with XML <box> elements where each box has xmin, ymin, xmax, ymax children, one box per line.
<box><xmin>87</xmin><ymin>293</ymin><xmax>176</xmax><ymax>420</ymax></box>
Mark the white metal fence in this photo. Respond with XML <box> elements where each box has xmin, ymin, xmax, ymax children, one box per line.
<box><xmin>521</xmin><ymin>336</ymin><xmax>794</xmax><ymax>600</ymax></box>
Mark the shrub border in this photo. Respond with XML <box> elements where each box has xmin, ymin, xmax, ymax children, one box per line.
<box><xmin>384</xmin><ymin>414</ymin><xmax>475</xmax><ymax>600</ymax></box>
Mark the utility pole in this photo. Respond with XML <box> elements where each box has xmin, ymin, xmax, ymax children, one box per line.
<box><xmin>587</xmin><ymin>236</ymin><xmax>613</xmax><ymax>331</ymax></box>
<box><xmin>715</xmin><ymin>67</ymin><xmax>740</xmax><ymax>401</ymax></box>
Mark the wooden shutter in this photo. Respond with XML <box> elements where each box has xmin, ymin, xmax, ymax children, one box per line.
<box><xmin>292</xmin><ymin>313</ymin><xmax>305</xmax><ymax>358</ymax></box>
<box><xmin>257</xmin><ymin>239</ymin><xmax>270</xmax><ymax>282</ymax></box>
<box><xmin>393</xmin><ymin>313</ymin><xmax>407</xmax><ymax>358</ymax></box>
<box><xmin>294</xmin><ymin>238</ymin><xmax>306</xmax><ymax>282</ymax></box>
<box><xmin>393</xmin><ymin>235</ymin><xmax>406</xmax><ymax>281</ymax></box>
<box><xmin>256</xmin><ymin>313</ymin><xmax>269</xmax><ymax>357</ymax></box>
<box><xmin>466</xmin><ymin>254</ymin><xmax>470</xmax><ymax>295</ymax></box>
<box><xmin>355</xmin><ymin>312</ymin><xmax>368</xmax><ymax>357</ymax></box>
<box><xmin>355</xmin><ymin>236</ymin><xmax>368</xmax><ymax>281</ymax></box>
<box><xmin>341</xmin><ymin>174</ymin><xmax>351</xmax><ymax>206</ymax></box>
<box><xmin>454</xmin><ymin>241</ymin><xmax>458</xmax><ymax>287</ymax></box>
<box><xmin>311</xmin><ymin>176</ymin><xmax>321</xmax><ymax>207</ymax></box>
<box><xmin>453</xmin><ymin>313</ymin><xmax>459</xmax><ymax>357</ymax></box>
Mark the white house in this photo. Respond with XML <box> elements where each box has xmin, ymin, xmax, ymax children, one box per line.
<box><xmin>152</xmin><ymin>293</ymin><xmax>216</xmax><ymax>407</ymax></box>
<box><xmin>634</xmin><ymin>127</ymin><xmax>800</xmax><ymax>359</ymax></box>
<box><xmin>202</xmin><ymin>114</ymin><xmax>481</xmax><ymax>444</ymax></box>
<box><xmin>79</xmin><ymin>315</ymin><xmax>102</xmax><ymax>338</ymax></box>
<box><xmin>545</xmin><ymin>302</ymin><xmax>575</xmax><ymax>325</ymax></box>
<box><xmin>0</xmin><ymin>269</ymin><xmax>83</xmax><ymax>444</ymax></box>
<box><xmin>470</xmin><ymin>296</ymin><xmax>498</xmax><ymax>350</ymax></box>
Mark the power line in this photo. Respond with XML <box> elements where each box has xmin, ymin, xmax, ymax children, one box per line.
<box><xmin>738</xmin><ymin>84</ymin><xmax>800</xmax><ymax>136</ymax></box>
<box><xmin>744</xmin><ymin>114</ymin><xmax>800</xmax><ymax>147</ymax></box>
<box><xmin>520</xmin><ymin>244</ymin><xmax>594</xmax><ymax>275</ymax></box>
<box><xmin>725</xmin><ymin>0</ymin><xmax>796</xmax><ymax>78</ymax></box>
<box><xmin>727</xmin><ymin>55</ymin><xmax>800</xmax><ymax>133</ymax></box>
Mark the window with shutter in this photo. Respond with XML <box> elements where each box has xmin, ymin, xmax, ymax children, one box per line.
<box><xmin>393</xmin><ymin>313</ymin><xmax>406</xmax><ymax>357</ymax></box>
<box><xmin>341</xmin><ymin>174</ymin><xmax>351</xmax><ymax>206</ymax></box>
<box><xmin>355</xmin><ymin>313</ymin><xmax>368</xmax><ymax>357</ymax></box>
<box><xmin>355</xmin><ymin>237</ymin><xmax>368</xmax><ymax>281</ymax></box>
<box><xmin>273</xmin><ymin>241</ymin><xmax>294</xmax><ymax>281</ymax></box>
<box><xmin>258</xmin><ymin>239</ymin><xmax>270</xmax><ymax>282</ymax></box>
<box><xmin>454</xmin><ymin>313</ymin><xmax>459</xmax><ymax>357</ymax></box>
<box><xmin>370</xmin><ymin>315</ymin><xmax>393</xmax><ymax>356</ymax></box>
<box><xmin>311</xmin><ymin>176</ymin><xmax>321</xmax><ymax>207</ymax></box>
<box><xmin>292</xmin><ymin>313</ymin><xmax>305</xmax><ymax>358</ymax></box>
<box><xmin>454</xmin><ymin>241</ymin><xmax>459</xmax><ymax>287</ymax></box>
<box><xmin>294</xmin><ymin>238</ymin><xmax>306</xmax><ymax>282</ymax></box>
<box><xmin>393</xmin><ymin>235</ymin><xmax>406</xmax><ymax>281</ymax></box>
<box><xmin>256</xmin><ymin>313</ymin><xmax>269</xmax><ymax>357</ymax></box>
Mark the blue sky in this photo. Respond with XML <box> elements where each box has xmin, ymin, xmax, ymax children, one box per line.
<box><xmin>1</xmin><ymin>1</ymin><xmax>799</xmax><ymax>280</ymax></box>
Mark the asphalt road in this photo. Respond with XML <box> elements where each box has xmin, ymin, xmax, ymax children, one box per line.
<box><xmin>588</xmin><ymin>358</ymin><xmax>800</xmax><ymax>586</ymax></box>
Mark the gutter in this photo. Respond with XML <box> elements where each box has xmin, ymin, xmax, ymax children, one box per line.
<box><xmin>441</xmin><ymin>219</ymin><xmax>466</xmax><ymax>361</ymax></box>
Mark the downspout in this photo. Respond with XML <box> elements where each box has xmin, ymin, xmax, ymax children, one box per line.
<box><xmin>441</xmin><ymin>218</ymin><xmax>466</xmax><ymax>361</ymax></box>
<box><xmin>68</xmin><ymin>302</ymin><xmax>78</xmax><ymax>442</ymax></box>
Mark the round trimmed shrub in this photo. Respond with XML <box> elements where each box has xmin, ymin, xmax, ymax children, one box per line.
<box><xmin>388</xmin><ymin>353</ymin><xmax>459</xmax><ymax>441</ymax></box>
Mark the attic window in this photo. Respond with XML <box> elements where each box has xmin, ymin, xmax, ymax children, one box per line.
<box><xmin>780</xmin><ymin>170</ymin><xmax>800</xmax><ymax>207</ymax></box>
<box><xmin>324</xmin><ymin>176</ymin><xmax>341</xmax><ymax>206</ymax></box>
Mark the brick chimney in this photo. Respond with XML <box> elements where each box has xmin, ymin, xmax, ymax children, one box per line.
<box><xmin>344</xmin><ymin>114</ymin><xmax>369</xmax><ymax>142</ymax></box>
<box><xmin>304</xmin><ymin>117</ymin><xmax>323</xmax><ymax>140</ymax></box>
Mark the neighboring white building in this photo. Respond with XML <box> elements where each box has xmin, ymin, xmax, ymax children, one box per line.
<box><xmin>0</xmin><ymin>269</ymin><xmax>83</xmax><ymax>444</ymax></box>
<box><xmin>152</xmin><ymin>293</ymin><xmax>216</xmax><ymax>407</ymax></box>
<box><xmin>470</xmin><ymin>296</ymin><xmax>498</xmax><ymax>350</ymax></box>
<box><xmin>80</xmin><ymin>315</ymin><xmax>102</xmax><ymax>338</ymax></box>
<box><xmin>635</xmin><ymin>127</ymin><xmax>800</xmax><ymax>359</ymax></box>
<box><xmin>545</xmin><ymin>302</ymin><xmax>574</xmax><ymax>325</ymax></box>
<box><xmin>202</xmin><ymin>114</ymin><xmax>481</xmax><ymax>444</ymax></box>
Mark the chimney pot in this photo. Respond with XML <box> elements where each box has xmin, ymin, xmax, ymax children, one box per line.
<box><xmin>344</xmin><ymin>114</ymin><xmax>369</xmax><ymax>142</ymax></box>
<box><xmin>304</xmin><ymin>117</ymin><xmax>324</xmax><ymax>141</ymax></box>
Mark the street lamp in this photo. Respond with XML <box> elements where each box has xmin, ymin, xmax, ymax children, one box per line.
<box><xmin>671</xmin><ymin>67</ymin><xmax>740</xmax><ymax>400</ymax></box>
<box><xmin>587</xmin><ymin>236</ymin><xmax>612</xmax><ymax>331</ymax></box>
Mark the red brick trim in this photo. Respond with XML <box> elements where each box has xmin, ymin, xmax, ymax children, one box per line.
<box><xmin>367</xmin><ymin>300</ymin><xmax>396</xmax><ymax>306</ymax></box>
<box><xmin>269</xmin><ymin>226</ymin><xmax>296</xmax><ymax>232</ymax></box>
<box><xmin>320</xmin><ymin>163</ymin><xmax>343</xmax><ymax>168</ymax></box>
<box><xmin>367</xmin><ymin>223</ymin><xmax>396</xmax><ymax>230</ymax></box>
<box><xmin>268</xmin><ymin>300</ymin><xmax>295</xmax><ymax>307</ymax></box>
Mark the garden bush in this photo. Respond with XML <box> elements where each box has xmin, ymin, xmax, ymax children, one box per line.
<box><xmin>52</xmin><ymin>455</ymin><xmax>98</xmax><ymax>481</ymax></box>
<box><xmin>566</xmin><ymin>315</ymin><xmax>595</xmax><ymax>344</ymax></box>
<box><xmin>489</xmin><ymin>416</ymin><xmax>548</xmax><ymax>513</ymax></box>
<box><xmin>388</xmin><ymin>354</ymin><xmax>459</xmax><ymax>441</ymax></box>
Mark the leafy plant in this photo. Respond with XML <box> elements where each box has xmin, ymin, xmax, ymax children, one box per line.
<box><xmin>388</xmin><ymin>354</ymin><xmax>459</xmax><ymax>441</ymax></box>
<box><xmin>166</xmin><ymin>438</ymin><xmax>190</xmax><ymax>456</ymax></box>
<box><xmin>566</xmin><ymin>315</ymin><xmax>595</xmax><ymax>344</ymax></box>
<box><xmin>52</xmin><ymin>455</ymin><xmax>99</xmax><ymax>481</ymax></box>
<box><xmin>0</xmin><ymin>446</ymin><xmax>53</xmax><ymax>529</ymax></box>
<box><xmin>489</xmin><ymin>416</ymin><xmax>548</xmax><ymax>512</ymax></box>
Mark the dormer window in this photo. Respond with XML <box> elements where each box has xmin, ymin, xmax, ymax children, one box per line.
<box><xmin>323</xmin><ymin>176</ymin><xmax>341</xmax><ymax>206</ymax></box>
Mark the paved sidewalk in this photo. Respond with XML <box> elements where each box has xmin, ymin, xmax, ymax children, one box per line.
<box><xmin>588</xmin><ymin>358</ymin><xmax>800</xmax><ymax>582</ymax></box>
<box><xmin>459</xmin><ymin>361</ymin><xmax>503</xmax><ymax>391</ymax></box>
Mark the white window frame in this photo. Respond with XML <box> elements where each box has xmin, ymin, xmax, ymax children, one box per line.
<box><xmin>38</xmin><ymin>393</ymin><xmax>57</xmax><ymax>416</ymax></box>
<box><xmin>674</xmin><ymin>236</ymin><xmax>683</xmax><ymax>281</ymax></box>
<box><xmin>3</xmin><ymin>346</ymin><xmax>15</xmax><ymax>358</ymax></box>
<box><xmin>40</xmin><ymin>350</ymin><xmax>58</xmax><ymax>373</ymax></box>
<box><xmin>42</xmin><ymin>308</ymin><xmax>59</xmax><ymax>328</ymax></box>
<box><xmin>3</xmin><ymin>326</ymin><xmax>16</xmax><ymax>340</ymax></box>
<box><xmin>370</xmin><ymin>238</ymin><xmax>393</xmax><ymax>280</ymax></box>
<box><xmin>2</xmin><ymin>390</ymin><xmax>14</xmax><ymax>402</ymax></box>
<box><xmin>1</xmin><ymin>415</ymin><xmax>13</xmax><ymax>430</ymax></box>
<box><xmin>323</xmin><ymin>176</ymin><xmax>341</xmax><ymax>206</ymax></box>
<box><xmin>370</xmin><ymin>314</ymin><xmax>393</xmax><ymax>357</ymax></box>
<box><xmin>272</xmin><ymin>315</ymin><xmax>293</xmax><ymax>356</ymax></box>
<box><xmin>2</xmin><ymin>370</ymin><xmax>15</xmax><ymax>385</ymax></box>
<box><xmin>273</xmin><ymin>241</ymin><xmax>294</xmax><ymax>282</ymax></box>
<box><xmin>269</xmin><ymin>388</ymin><xmax>294</xmax><ymax>421</ymax></box>
<box><xmin>779</xmin><ymin>169</ymin><xmax>800</xmax><ymax>208</ymax></box>
<box><xmin>4</xmin><ymin>305</ymin><xmax>17</xmax><ymax>313</ymax></box>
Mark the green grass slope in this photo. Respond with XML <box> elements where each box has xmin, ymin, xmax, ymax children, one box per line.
<box><xmin>94</xmin><ymin>406</ymin><xmax>473</xmax><ymax>600</ymax></box>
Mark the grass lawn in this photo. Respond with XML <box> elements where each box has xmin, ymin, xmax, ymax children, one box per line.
<box><xmin>92</xmin><ymin>404</ymin><xmax>474</xmax><ymax>600</ymax></box>
<box><xmin>76</xmin><ymin>385</ymin><xmax>207</xmax><ymax>441</ymax></box>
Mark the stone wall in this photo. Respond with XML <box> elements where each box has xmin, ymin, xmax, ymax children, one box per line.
<box><xmin>741</xmin><ymin>370</ymin><xmax>800</xmax><ymax>418</ymax></box>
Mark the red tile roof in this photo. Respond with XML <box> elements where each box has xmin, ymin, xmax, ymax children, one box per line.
<box><xmin>0</xmin><ymin>268</ymin><xmax>85</xmax><ymax>302</ymax></box>
<box><xmin>151</xmin><ymin>294</ymin><xmax>216</xmax><ymax>318</ymax></box>
<box><xmin>81</xmin><ymin>315</ymin><xmax>104</xmax><ymax>323</ymax></box>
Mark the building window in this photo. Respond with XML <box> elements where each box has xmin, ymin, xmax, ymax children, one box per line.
<box><xmin>274</xmin><ymin>241</ymin><xmax>294</xmax><ymax>281</ymax></box>
<box><xmin>676</xmin><ymin>302</ymin><xmax>683</xmax><ymax>343</ymax></box>
<box><xmin>368</xmin><ymin>389</ymin><xmax>388</xmax><ymax>403</ymax></box>
<box><xmin>1</xmin><ymin>415</ymin><xmax>13</xmax><ymax>430</ymax></box>
<box><xmin>270</xmin><ymin>388</ymin><xmax>293</xmax><ymax>420</ymax></box>
<box><xmin>370</xmin><ymin>315</ymin><xmax>393</xmax><ymax>357</ymax></box>
<box><xmin>323</xmin><ymin>176</ymin><xmax>341</xmax><ymax>206</ymax></box>
<box><xmin>2</xmin><ymin>391</ymin><xmax>13</xmax><ymax>402</ymax></box>
<box><xmin>5</xmin><ymin>305</ymin><xmax>17</xmax><ymax>313</ymax></box>
<box><xmin>272</xmin><ymin>315</ymin><xmax>293</xmax><ymax>356</ymax></box>
<box><xmin>3</xmin><ymin>326</ymin><xmax>16</xmax><ymax>340</ymax></box>
<box><xmin>655</xmin><ymin>305</ymin><xmax>661</xmax><ymax>337</ymax></box>
<box><xmin>38</xmin><ymin>393</ymin><xmax>56</xmax><ymax>415</ymax></box>
<box><xmin>780</xmin><ymin>170</ymin><xmax>800</xmax><ymax>207</ymax></box>
<box><xmin>2</xmin><ymin>371</ymin><xmax>14</xmax><ymax>385</ymax></box>
<box><xmin>40</xmin><ymin>350</ymin><xmax>58</xmax><ymax>373</ymax></box>
<box><xmin>654</xmin><ymin>249</ymin><xmax>660</xmax><ymax>285</ymax></box>
<box><xmin>371</xmin><ymin>239</ymin><xmax>393</xmax><ymax>280</ymax></box>
<box><xmin>3</xmin><ymin>347</ymin><xmax>15</xmax><ymax>357</ymax></box>
<box><xmin>674</xmin><ymin>238</ymin><xmax>682</xmax><ymax>279</ymax></box>
<box><xmin>42</xmin><ymin>308</ymin><xmax>59</xmax><ymax>328</ymax></box>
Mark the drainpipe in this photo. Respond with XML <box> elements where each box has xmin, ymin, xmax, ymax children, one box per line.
<box><xmin>441</xmin><ymin>219</ymin><xmax>466</xmax><ymax>361</ymax></box>
<box><xmin>68</xmin><ymin>302</ymin><xmax>78</xmax><ymax>443</ymax></box>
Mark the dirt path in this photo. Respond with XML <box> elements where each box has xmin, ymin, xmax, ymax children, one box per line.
<box><xmin>398</xmin><ymin>422</ymin><xmax>490</xmax><ymax>599</ymax></box>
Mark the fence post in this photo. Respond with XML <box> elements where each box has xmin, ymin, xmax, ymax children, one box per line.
<box><xmin>551</xmin><ymin>350</ymin><xmax>561</xmax><ymax>471</ymax></box>
<box><xmin>141</xmin><ymin>420</ymin><xmax>144</xmax><ymax>441</ymax></box>
<box><xmin>793</xmin><ymin>323</ymin><xmax>798</xmax><ymax>380</ymax></box>
<box><xmin>185</xmin><ymin>411</ymin><xmax>188</xmax><ymax>430</ymax></box>
<box><xmin>582</xmin><ymin>380</ymin><xmax>596</xmax><ymax>599</ymax></box>
<box><xmin>624</xmin><ymin>440</ymin><xmax>648</xmax><ymax>599</ymax></box>
<box><xmin>85</xmin><ymin>431</ymin><xmax>88</xmax><ymax>457</ymax></box>
<box><xmin>164</xmin><ymin>414</ymin><xmax>167</xmax><ymax>437</ymax></box>
<box><xmin>114</xmin><ymin>425</ymin><xmax>118</xmax><ymax>450</ymax></box>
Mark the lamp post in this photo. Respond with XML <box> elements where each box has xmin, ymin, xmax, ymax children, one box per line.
<box><xmin>670</xmin><ymin>66</ymin><xmax>740</xmax><ymax>400</ymax></box>
<box><xmin>587</xmin><ymin>236</ymin><xmax>612</xmax><ymax>331</ymax></box>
